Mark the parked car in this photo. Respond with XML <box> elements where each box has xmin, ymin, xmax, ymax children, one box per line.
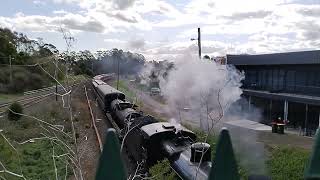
<box><xmin>150</xmin><ymin>87</ymin><xmax>161</xmax><ymax>96</ymax></box>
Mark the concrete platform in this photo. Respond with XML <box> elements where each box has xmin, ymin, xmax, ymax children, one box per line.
<box><xmin>223</xmin><ymin>119</ymin><xmax>272</xmax><ymax>131</ymax></box>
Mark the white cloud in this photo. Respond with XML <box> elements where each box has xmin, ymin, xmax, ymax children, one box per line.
<box><xmin>1</xmin><ymin>12</ymin><xmax>107</xmax><ymax>33</ymax></box>
<box><xmin>1</xmin><ymin>0</ymin><xmax>319</xmax><ymax>60</ymax></box>
<box><xmin>53</xmin><ymin>10</ymin><xmax>68</xmax><ymax>14</ymax></box>
<box><xmin>104</xmin><ymin>38</ymin><xmax>126</xmax><ymax>43</ymax></box>
<box><xmin>33</xmin><ymin>0</ymin><xmax>46</xmax><ymax>5</ymax></box>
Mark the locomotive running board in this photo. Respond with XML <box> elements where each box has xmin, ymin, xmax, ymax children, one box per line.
<box><xmin>105</xmin><ymin>113</ymin><xmax>122</xmax><ymax>138</ymax></box>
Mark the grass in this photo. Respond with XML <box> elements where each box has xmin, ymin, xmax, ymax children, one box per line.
<box><xmin>112</xmin><ymin>80</ymin><xmax>135</xmax><ymax>99</ymax></box>
<box><xmin>111</xmin><ymin>80</ymin><xmax>144</xmax><ymax>107</ymax></box>
<box><xmin>266</xmin><ymin>145</ymin><xmax>310</xmax><ymax>180</ymax></box>
<box><xmin>59</xmin><ymin>74</ymin><xmax>88</xmax><ymax>86</ymax></box>
<box><xmin>0</xmin><ymin>100</ymin><xmax>74</xmax><ymax>179</ymax></box>
<box><xmin>134</xmin><ymin>82</ymin><xmax>149</xmax><ymax>92</ymax></box>
<box><xmin>0</xmin><ymin>138</ymin><xmax>72</xmax><ymax>179</ymax></box>
<box><xmin>0</xmin><ymin>93</ymin><xmax>22</xmax><ymax>102</ymax></box>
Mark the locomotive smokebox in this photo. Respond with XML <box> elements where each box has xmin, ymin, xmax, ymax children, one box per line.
<box><xmin>190</xmin><ymin>142</ymin><xmax>211</xmax><ymax>163</ymax></box>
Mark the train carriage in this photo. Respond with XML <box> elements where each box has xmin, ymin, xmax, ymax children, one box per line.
<box><xmin>92</xmin><ymin>79</ymin><xmax>125</xmax><ymax>112</ymax></box>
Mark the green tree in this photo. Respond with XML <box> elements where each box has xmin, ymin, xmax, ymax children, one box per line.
<box><xmin>8</xmin><ymin>102</ymin><xmax>23</xmax><ymax>121</ymax></box>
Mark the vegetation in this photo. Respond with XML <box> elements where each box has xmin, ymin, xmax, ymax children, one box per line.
<box><xmin>7</xmin><ymin>102</ymin><xmax>23</xmax><ymax>121</ymax></box>
<box><xmin>111</xmin><ymin>80</ymin><xmax>144</xmax><ymax>108</ymax></box>
<box><xmin>0</xmin><ymin>101</ymin><xmax>73</xmax><ymax>179</ymax></box>
<box><xmin>149</xmin><ymin>159</ymin><xmax>177</xmax><ymax>180</ymax></box>
<box><xmin>0</xmin><ymin>27</ymin><xmax>65</xmax><ymax>93</ymax></box>
<box><xmin>0</xmin><ymin>138</ymin><xmax>71</xmax><ymax>179</ymax></box>
<box><xmin>266</xmin><ymin>145</ymin><xmax>310</xmax><ymax>180</ymax></box>
<box><xmin>94</xmin><ymin>48</ymin><xmax>146</xmax><ymax>75</ymax></box>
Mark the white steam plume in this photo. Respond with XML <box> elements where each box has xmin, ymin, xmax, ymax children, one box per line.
<box><xmin>159</xmin><ymin>57</ymin><xmax>244</xmax><ymax>130</ymax></box>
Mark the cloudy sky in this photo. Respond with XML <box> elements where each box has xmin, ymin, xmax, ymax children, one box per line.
<box><xmin>0</xmin><ymin>0</ymin><xmax>319</xmax><ymax>60</ymax></box>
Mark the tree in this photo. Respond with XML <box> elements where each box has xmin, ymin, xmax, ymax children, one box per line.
<box><xmin>8</xmin><ymin>102</ymin><xmax>23</xmax><ymax>121</ymax></box>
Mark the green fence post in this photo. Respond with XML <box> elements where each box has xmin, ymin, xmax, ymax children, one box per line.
<box><xmin>304</xmin><ymin>131</ymin><xmax>320</xmax><ymax>179</ymax></box>
<box><xmin>95</xmin><ymin>128</ymin><xmax>127</xmax><ymax>180</ymax></box>
<box><xmin>209</xmin><ymin>128</ymin><xmax>240</xmax><ymax>180</ymax></box>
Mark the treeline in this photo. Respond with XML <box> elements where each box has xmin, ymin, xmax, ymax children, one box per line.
<box><xmin>0</xmin><ymin>27</ymin><xmax>160</xmax><ymax>93</ymax></box>
<box><xmin>0</xmin><ymin>27</ymin><xmax>64</xmax><ymax>93</ymax></box>
<box><xmin>93</xmin><ymin>48</ymin><xmax>146</xmax><ymax>75</ymax></box>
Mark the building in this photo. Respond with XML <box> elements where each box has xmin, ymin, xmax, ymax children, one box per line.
<box><xmin>227</xmin><ymin>50</ymin><xmax>320</xmax><ymax>136</ymax></box>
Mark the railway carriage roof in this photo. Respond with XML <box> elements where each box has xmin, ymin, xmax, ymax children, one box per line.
<box><xmin>97</xmin><ymin>84</ymin><xmax>125</xmax><ymax>97</ymax></box>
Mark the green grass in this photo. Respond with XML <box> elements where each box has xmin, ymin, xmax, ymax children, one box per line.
<box><xmin>0</xmin><ymin>93</ymin><xmax>22</xmax><ymax>102</ymax></box>
<box><xmin>266</xmin><ymin>145</ymin><xmax>310</xmax><ymax>180</ymax></box>
<box><xmin>111</xmin><ymin>80</ymin><xmax>144</xmax><ymax>107</ymax></box>
<box><xmin>59</xmin><ymin>74</ymin><xmax>88</xmax><ymax>86</ymax></box>
<box><xmin>134</xmin><ymin>82</ymin><xmax>149</xmax><ymax>92</ymax></box>
<box><xmin>112</xmin><ymin>80</ymin><xmax>135</xmax><ymax>99</ymax></box>
<box><xmin>0</xmin><ymin>138</ymin><xmax>72</xmax><ymax>179</ymax></box>
<box><xmin>0</xmin><ymin>100</ymin><xmax>73</xmax><ymax>179</ymax></box>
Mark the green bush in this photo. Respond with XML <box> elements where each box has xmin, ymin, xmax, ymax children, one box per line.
<box><xmin>149</xmin><ymin>159</ymin><xmax>177</xmax><ymax>180</ymax></box>
<box><xmin>8</xmin><ymin>102</ymin><xmax>23</xmax><ymax>121</ymax></box>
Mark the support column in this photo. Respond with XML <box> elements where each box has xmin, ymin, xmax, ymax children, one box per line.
<box><xmin>284</xmin><ymin>100</ymin><xmax>288</xmax><ymax>122</ymax></box>
<box><xmin>305</xmin><ymin>104</ymin><xmax>309</xmax><ymax>136</ymax></box>
<box><xmin>318</xmin><ymin>112</ymin><xmax>320</xmax><ymax>129</ymax></box>
<box><xmin>317</xmin><ymin>112</ymin><xmax>320</xmax><ymax>134</ymax></box>
<box><xmin>269</xmin><ymin>100</ymin><xmax>273</xmax><ymax>121</ymax></box>
<box><xmin>248</xmin><ymin>96</ymin><xmax>252</xmax><ymax>112</ymax></box>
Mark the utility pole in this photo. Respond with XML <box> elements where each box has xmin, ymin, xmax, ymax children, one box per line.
<box><xmin>9</xmin><ymin>55</ymin><xmax>12</xmax><ymax>84</ymax></box>
<box><xmin>54</xmin><ymin>58</ymin><xmax>58</xmax><ymax>101</ymax></box>
<box><xmin>117</xmin><ymin>57</ymin><xmax>120</xmax><ymax>90</ymax></box>
<box><xmin>197</xmin><ymin>27</ymin><xmax>201</xmax><ymax>60</ymax></box>
<box><xmin>91</xmin><ymin>60</ymin><xmax>94</xmax><ymax>76</ymax></box>
<box><xmin>191</xmin><ymin>27</ymin><xmax>202</xmax><ymax>60</ymax></box>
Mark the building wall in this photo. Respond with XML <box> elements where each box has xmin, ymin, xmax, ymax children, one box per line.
<box><xmin>237</xmin><ymin>64</ymin><xmax>320</xmax><ymax>96</ymax></box>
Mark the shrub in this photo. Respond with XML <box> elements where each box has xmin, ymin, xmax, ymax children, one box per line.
<box><xmin>8</xmin><ymin>102</ymin><xmax>23</xmax><ymax>121</ymax></box>
<box><xmin>149</xmin><ymin>159</ymin><xmax>177</xmax><ymax>180</ymax></box>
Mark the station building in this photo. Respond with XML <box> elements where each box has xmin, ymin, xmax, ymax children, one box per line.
<box><xmin>227</xmin><ymin>50</ymin><xmax>320</xmax><ymax>136</ymax></box>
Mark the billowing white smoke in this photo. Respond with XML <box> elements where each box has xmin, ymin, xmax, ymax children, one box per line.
<box><xmin>160</xmin><ymin>57</ymin><xmax>244</xmax><ymax>131</ymax></box>
<box><xmin>159</xmin><ymin>58</ymin><xmax>266</xmax><ymax>175</ymax></box>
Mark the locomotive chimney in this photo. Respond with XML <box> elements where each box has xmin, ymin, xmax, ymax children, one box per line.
<box><xmin>190</xmin><ymin>142</ymin><xmax>211</xmax><ymax>163</ymax></box>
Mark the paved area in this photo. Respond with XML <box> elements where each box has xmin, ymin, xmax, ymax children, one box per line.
<box><xmin>224</xmin><ymin>119</ymin><xmax>272</xmax><ymax>131</ymax></box>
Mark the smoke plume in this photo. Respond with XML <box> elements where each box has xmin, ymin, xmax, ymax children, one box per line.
<box><xmin>139</xmin><ymin>56</ymin><xmax>267</xmax><ymax>175</ymax></box>
<box><xmin>159</xmin><ymin>57</ymin><xmax>244</xmax><ymax>130</ymax></box>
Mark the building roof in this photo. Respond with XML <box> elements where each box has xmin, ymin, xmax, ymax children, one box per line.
<box><xmin>243</xmin><ymin>89</ymin><xmax>320</xmax><ymax>106</ymax></box>
<box><xmin>227</xmin><ymin>50</ymin><xmax>320</xmax><ymax>65</ymax></box>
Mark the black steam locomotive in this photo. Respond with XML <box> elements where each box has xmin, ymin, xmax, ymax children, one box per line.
<box><xmin>92</xmin><ymin>78</ymin><xmax>212</xmax><ymax>180</ymax></box>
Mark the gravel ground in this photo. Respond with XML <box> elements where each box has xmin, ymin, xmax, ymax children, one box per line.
<box><xmin>70</xmin><ymin>81</ymin><xmax>109</xmax><ymax>180</ymax></box>
<box><xmin>84</xmin><ymin>82</ymin><xmax>137</xmax><ymax>178</ymax></box>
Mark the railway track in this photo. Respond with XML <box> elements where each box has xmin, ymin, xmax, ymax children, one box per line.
<box><xmin>84</xmin><ymin>85</ymin><xmax>103</xmax><ymax>153</ymax></box>
<box><xmin>0</xmin><ymin>93</ymin><xmax>53</xmax><ymax>108</ymax></box>
<box><xmin>0</xmin><ymin>81</ymin><xmax>85</xmax><ymax>116</ymax></box>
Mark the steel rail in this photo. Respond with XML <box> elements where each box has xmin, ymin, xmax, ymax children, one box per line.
<box><xmin>84</xmin><ymin>85</ymin><xmax>103</xmax><ymax>153</ymax></box>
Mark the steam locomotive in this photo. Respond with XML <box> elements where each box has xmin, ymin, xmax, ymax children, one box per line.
<box><xmin>92</xmin><ymin>78</ymin><xmax>212</xmax><ymax>180</ymax></box>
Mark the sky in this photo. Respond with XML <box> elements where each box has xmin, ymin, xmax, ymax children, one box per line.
<box><xmin>0</xmin><ymin>0</ymin><xmax>319</xmax><ymax>60</ymax></box>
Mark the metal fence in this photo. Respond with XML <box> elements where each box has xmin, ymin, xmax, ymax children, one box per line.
<box><xmin>95</xmin><ymin>128</ymin><xmax>320</xmax><ymax>180</ymax></box>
